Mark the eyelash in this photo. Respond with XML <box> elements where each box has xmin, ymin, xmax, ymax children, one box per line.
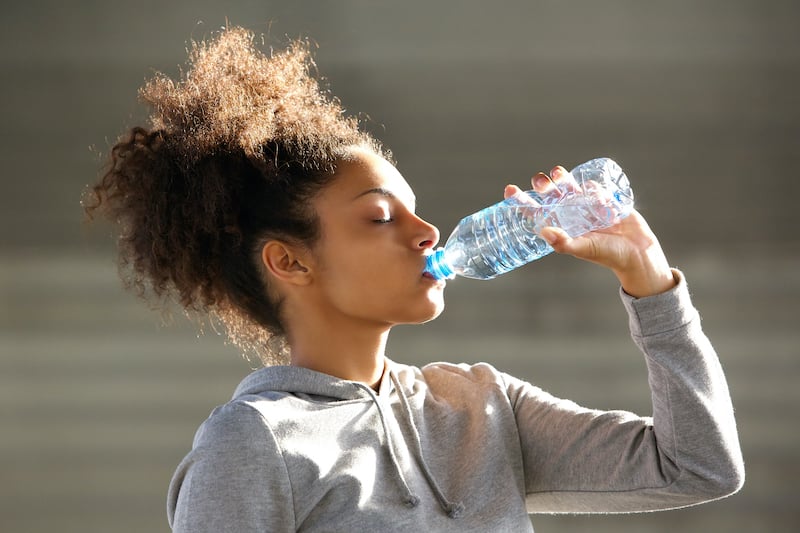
<box><xmin>374</xmin><ymin>217</ymin><xmax>394</xmax><ymax>224</ymax></box>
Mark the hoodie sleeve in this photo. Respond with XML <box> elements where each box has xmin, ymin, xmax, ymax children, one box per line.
<box><xmin>167</xmin><ymin>401</ymin><xmax>296</xmax><ymax>532</ymax></box>
<box><xmin>505</xmin><ymin>270</ymin><xmax>745</xmax><ymax>513</ymax></box>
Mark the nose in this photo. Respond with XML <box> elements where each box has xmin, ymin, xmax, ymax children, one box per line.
<box><xmin>413</xmin><ymin>214</ymin><xmax>440</xmax><ymax>250</ymax></box>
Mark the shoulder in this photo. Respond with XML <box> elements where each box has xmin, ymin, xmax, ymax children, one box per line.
<box><xmin>168</xmin><ymin>397</ymin><xmax>296</xmax><ymax>530</ymax></box>
<box><xmin>420</xmin><ymin>360</ymin><xmax>507</xmax><ymax>383</ymax></box>
<box><xmin>392</xmin><ymin>360</ymin><xmax>512</xmax><ymax>398</ymax></box>
<box><xmin>192</xmin><ymin>399</ymin><xmax>278</xmax><ymax>452</ymax></box>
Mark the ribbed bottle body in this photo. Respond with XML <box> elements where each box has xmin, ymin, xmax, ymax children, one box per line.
<box><xmin>425</xmin><ymin>158</ymin><xmax>633</xmax><ymax>280</ymax></box>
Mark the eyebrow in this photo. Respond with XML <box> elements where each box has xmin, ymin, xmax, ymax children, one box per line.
<box><xmin>354</xmin><ymin>187</ymin><xmax>417</xmax><ymax>209</ymax></box>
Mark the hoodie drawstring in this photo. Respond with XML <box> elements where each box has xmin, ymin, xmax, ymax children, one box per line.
<box><xmin>352</xmin><ymin>382</ymin><xmax>421</xmax><ymax>509</ymax></box>
<box><xmin>389</xmin><ymin>370</ymin><xmax>465</xmax><ymax>519</ymax></box>
<box><xmin>353</xmin><ymin>373</ymin><xmax>465</xmax><ymax>519</ymax></box>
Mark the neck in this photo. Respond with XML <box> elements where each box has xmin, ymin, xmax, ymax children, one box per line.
<box><xmin>287</xmin><ymin>318</ymin><xmax>390</xmax><ymax>390</ymax></box>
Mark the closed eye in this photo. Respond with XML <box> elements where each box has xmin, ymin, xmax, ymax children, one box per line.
<box><xmin>374</xmin><ymin>217</ymin><xmax>394</xmax><ymax>224</ymax></box>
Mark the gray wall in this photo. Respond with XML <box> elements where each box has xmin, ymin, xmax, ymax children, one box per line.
<box><xmin>1</xmin><ymin>1</ymin><xmax>798</xmax><ymax>531</ymax></box>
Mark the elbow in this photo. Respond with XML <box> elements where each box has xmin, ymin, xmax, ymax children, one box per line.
<box><xmin>691</xmin><ymin>452</ymin><xmax>746</xmax><ymax>503</ymax></box>
<box><xmin>717</xmin><ymin>455</ymin><xmax>746</xmax><ymax>498</ymax></box>
<box><xmin>715</xmin><ymin>442</ymin><xmax>746</xmax><ymax>498</ymax></box>
<box><xmin>687</xmin><ymin>422</ymin><xmax>746</xmax><ymax>501</ymax></box>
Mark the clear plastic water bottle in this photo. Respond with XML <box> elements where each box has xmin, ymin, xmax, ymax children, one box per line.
<box><xmin>424</xmin><ymin>157</ymin><xmax>634</xmax><ymax>280</ymax></box>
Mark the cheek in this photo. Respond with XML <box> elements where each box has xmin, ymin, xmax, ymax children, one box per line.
<box><xmin>312</xmin><ymin>231</ymin><xmax>412</xmax><ymax>297</ymax></box>
<box><xmin>322</xmin><ymin>237</ymin><xmax>398</xmax><ymax>281</ymax></box>
<box><xmin>330</xmin><ymin>261</ymin><xmax>414</xmax><ymax>318</ymax></box>
<box><xmin>316</xmin><ymin>249</ymin><xmax>385</xmax><ymax>301</ymax></box>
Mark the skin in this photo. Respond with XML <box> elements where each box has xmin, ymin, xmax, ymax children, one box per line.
<box><xmin>262</xmin><ymin>149</ymin><xmax>676</xmax><ymax>389</ymax></box>
<box><xmin>262</xmin><ymin>147</ymin><xmax>444</xmax><ymax>387</ymax></box>
<box><xmin>504</xmin><ymin>167</ymin><xmax>676</xmax><ymax>299</ymax></box>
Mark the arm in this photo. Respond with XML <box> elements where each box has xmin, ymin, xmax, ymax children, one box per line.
<box><xmin>167</xmin><ymin>402</ymin><xmax>296</xmax><ymax>532</ymax></box>
<box><xmin>503</xmin><ymin>166</ymin><xmax>744</xmax><ymax>511</ymax></box>
<box><xmin>506</xmin><ymin>273</ymin><xmax>744</xmax><ymax>512</ymax></box>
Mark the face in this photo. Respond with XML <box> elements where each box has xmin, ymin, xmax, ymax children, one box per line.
<box><xmin>303</xmin><ymin>147</ymin><xmax>445</xmax><ymax>329</ymax></box>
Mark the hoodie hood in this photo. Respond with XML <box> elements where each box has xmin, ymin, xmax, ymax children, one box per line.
<box><xmin>232</xmin><ymin>363</ymin><xmax>380</xmax><ymax>401</ymax></box>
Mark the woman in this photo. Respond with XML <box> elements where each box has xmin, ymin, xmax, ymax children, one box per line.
<box><xmin>85</xmin><ymin>27</ymin><xmax>744</xmax><ymax>532</ymax></box>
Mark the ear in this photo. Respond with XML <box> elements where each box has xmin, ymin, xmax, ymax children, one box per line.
<box><xmin>261</xmin><ymin>240</ymin><xmax>314</xmax><ymax>286</ymax></box>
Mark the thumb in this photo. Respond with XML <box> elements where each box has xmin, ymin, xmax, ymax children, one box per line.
<box><xmin>540</xmin><ymin>226</ymin><xmax>605</xmax><ymax>262</ymax></box>
<box><xmin>539</xmin><ymin>226</ymin><xmax>569</xmax><ymax>249</ymax></box>
<box><xmin>539</xmin><ymin>226</ymin><xmax>591</xmax><ymax>257</ymax></box>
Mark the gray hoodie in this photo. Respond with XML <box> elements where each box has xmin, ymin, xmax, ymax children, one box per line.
<box><xmin>168</xmin><ymin>272</ymin><xmax>744</xmax><ymax>532</ymax></box>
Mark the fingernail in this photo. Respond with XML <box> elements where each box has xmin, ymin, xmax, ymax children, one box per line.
<box><xmin>534</xmin><ymin>173</ymin><xmax>549</xmax><ymax>188</ymax></box>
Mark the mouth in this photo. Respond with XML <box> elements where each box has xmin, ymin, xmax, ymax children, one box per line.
<box><xmin>421</xmin><ymin>251</ymin><xmax>446</xmax><ymax>284</ymax></box>
<box><xmin>422</xmin><ymin>271</ymin><xmax>446</xmax><ymax>285</ymax></box>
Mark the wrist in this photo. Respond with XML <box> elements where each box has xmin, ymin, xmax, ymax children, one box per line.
<box><xmin>615</xmin><ymin>250</ymin><xmax>677</xmax><ymax>298</ymax></box>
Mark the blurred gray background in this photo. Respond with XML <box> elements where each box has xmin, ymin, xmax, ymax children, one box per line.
<box><xmin>1</xmin><ymin>1</ymin><xmax>798</xmax><ymax>531</ymax></box>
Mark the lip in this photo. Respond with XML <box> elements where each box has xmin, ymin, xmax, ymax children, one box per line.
<box><xmin>422</xmin><ymin>271</ymin><xmax>446</xmax><ymax>285</ymax></box>
<box><xmin>420</xmin><ymin>252</ymin><xmax>445</xmax><ymax>284</ymax></box>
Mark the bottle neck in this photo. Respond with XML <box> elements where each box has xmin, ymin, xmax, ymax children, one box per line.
<box><xmin>424</xmin><ymin>248</ymin><xmax>455</xmax><ymax>280</ymax></box>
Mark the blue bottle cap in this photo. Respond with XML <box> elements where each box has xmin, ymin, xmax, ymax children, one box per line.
<box><xmin>424</xmin><ymin>248</ymin><xmax>455</xmax><ymax>280</ymax></box>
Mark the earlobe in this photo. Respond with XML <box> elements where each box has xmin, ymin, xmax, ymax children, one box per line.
<box><xmin>261</xmin><ymin>240</ymin><xmax>313</xmax><ymax>285</ymax></box>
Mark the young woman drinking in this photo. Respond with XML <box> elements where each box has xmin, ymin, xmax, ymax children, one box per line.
<box><xmin>84</xmin><ymin>27</ymin><xmax>743</xmax><ymax>532</ymax></box>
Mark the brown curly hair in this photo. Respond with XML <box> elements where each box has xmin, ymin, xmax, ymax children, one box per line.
<box><xmin>83</xmin><ymin>27</ymin><xmax>388</xmax><ymax>365</ymax></box>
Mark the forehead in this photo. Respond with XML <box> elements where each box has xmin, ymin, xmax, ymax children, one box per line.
<box><xmin>323</xmin><ymin>148</ymin><xmax>416</xmax><ymax>207</ymax></box>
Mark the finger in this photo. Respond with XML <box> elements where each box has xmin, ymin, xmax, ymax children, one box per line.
<box><xmin>503</xmin><ymin>184</ymin><xmax>524</xmax><ymax>199</ymax></box>
<box><xmin>531</xmin><ymin>172</ymin><xmax>556</xmax><ymax>195</ymax></box>
<box><xmin>504</xmin><ymin>184</ymin><xmax>541</xmax><ymax>207</ymax></box>
<box><xmin>549</xmin><ymin>166</ymin><xmax>581</xmax><ymax>194</ymax></box>
<box><xmin>531</xmin><ymin>167</ymin><xmax>581</xmax><ymax>201</ymax></box>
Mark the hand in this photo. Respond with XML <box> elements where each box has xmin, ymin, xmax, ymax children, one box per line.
<box><xmin>504</xmin><ymin>165</ymin><xmax>677</xmax><ymax>298</ymax></box>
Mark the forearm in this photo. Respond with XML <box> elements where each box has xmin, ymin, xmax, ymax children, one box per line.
<box><xmin>622</xmin><ymin>270</ymin><xmax>745</xmax><ymax>501</ymax></box>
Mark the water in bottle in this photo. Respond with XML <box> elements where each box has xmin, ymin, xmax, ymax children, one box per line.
<box><xmin>424</xmin><ymin>157</ymin><xmax>634</xmax><ymax>280</ymax></box>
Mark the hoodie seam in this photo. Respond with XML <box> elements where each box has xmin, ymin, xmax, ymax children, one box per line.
<box><xmin>292</xmin><ymin>396</ymin><xmax>374</xmax><ymax>406</ymax></box>
<box><xmin>235</xmin><ymin>401</ymin><xmax>298</xmax><ymax>531</ymax></box>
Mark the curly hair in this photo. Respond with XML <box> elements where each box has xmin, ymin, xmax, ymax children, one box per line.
<box><xmin>83</xmin><ymin>27</ymin><xmax>388</xmax><ymax>365</ymax></box>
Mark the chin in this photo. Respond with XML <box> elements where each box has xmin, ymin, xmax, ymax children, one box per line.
<box><xmin>391</xmin><ymin>299</ymin><xmax>445</xmax><ymax>326</ymax></box>
<box><xmin>417</xmin><ymin>298</ymin><xmax>446</xmax><ymax>324</ymax></box>
<box><xmin>389</xmin><ymin>289</ymin><xmax>445</xmax><ymax>325</ymax></box>
<box><xmin>418</xmin><ymin>311</ymin><xmax>443</xmax><ymax>325</ymax></box>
